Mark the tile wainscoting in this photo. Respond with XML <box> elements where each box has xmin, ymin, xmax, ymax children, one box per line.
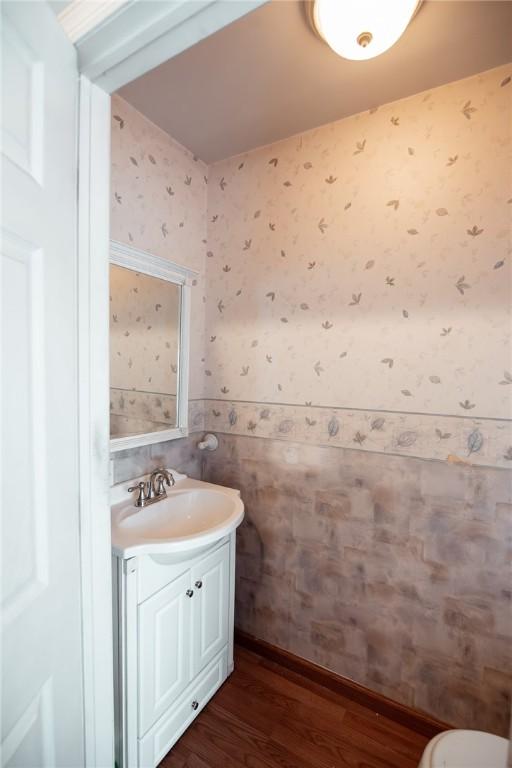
<box><xmin>111</xmin><ymin>433</ymin><xmax>202</xmax><ymax>484</ymax></box>
<box><xmin>202</xmin><ymin>432</ymin><xmax>512</xmax><ymax>735</ymax></box>
<box><xmin>110</xmin><ymin>400</ymin><xmax>511</xmax><ymax>733</ymax></box>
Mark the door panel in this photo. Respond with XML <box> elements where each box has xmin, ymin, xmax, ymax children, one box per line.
<box><xmin>191</xmin><ymin>543</ymin><xmax>229</xmax><ymax>677</ymax></box>
<box><xmin>1</xmin><ymin>15</ymin><xmax>43</xmax><ymax>184</ymax></box>
<box><xmin>138</xmin><ymin>572</ymin><xmax>192</xmax><ymax>737</ymax></box>
<box><xmin>1</xmin><ymin>3</ymin><xmax>83</xmax><ymax>766</ymax></box>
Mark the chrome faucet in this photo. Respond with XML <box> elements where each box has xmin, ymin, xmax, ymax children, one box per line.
<box><xmin>149</xmin><ymin>468</ymin><xmax>175</xmax><ymax>498</ymax></box>
<box><xmin>128</xmin><ymin>468</ymin><xmax>175</xmax><ymax>508</ymax></box>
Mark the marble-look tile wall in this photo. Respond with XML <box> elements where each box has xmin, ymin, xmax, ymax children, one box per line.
<box><xmin>203</xmin><ymin>434</ymin><xmax>512</xmax><ymax>735</ymax></box>
<box><xmin>112</xmin><ymin>433</ymin><xmax>202</xmax><ymax>485</ymax></box>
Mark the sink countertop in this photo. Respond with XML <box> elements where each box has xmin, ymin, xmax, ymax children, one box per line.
<box><xmin>111</xmin><ymin>473</ymin><xmax>244</xmax><ymax>559</ymax></box>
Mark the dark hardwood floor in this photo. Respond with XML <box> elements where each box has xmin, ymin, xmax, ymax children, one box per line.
<box><xmin>160</xmin><ymin>646</ymin><xmax>429</xmax><ymax>768</ymax></box>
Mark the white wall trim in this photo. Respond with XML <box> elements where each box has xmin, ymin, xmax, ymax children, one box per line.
<box><xmin>110</xmin><ymin>238</ymin><xmax>198</xmax><ymax>285</ymax></box>
<box><xmin>109</xmin><ymin>426</ymin><xmax>189</xmax><ymax>454</ymax></box>
<box><xmin>58</xmin><ymin>0</ymin><xmax>131</xmax><ymax>44</ymax></box>
<box><xmin>75</xmin><ymin>0</ymin><xmax>268</xmax><ymax>92</ymax></box>
<box><xmin>75</xmin><ymin>3</ymin><xmax>268</xmax><ymax>765</ymax></box>
<box><xmin>78</xmin><ymin>75</ymin><xmax>114</xmax><ymax>768</ymax></box>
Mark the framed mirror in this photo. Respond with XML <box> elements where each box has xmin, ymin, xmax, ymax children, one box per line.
<box><xmin>109</xmin><ymin>239</ymin><xmax>196</xmax><ymax>452</ymax></box>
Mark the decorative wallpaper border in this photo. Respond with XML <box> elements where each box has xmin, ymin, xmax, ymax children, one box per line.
<box><xmin>188</xmin><ymin>398</ymin><xmax>511</xmax><ymax>469</ymax></box>
<box><xmin>111</xmin><ymin>386</ymin><xmax>176</xmax><ymax>423</ymax></box>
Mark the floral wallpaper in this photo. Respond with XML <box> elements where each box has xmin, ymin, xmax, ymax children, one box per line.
<box><xmin>110</xmin><ymin>265</ymin><xmax>180</xmax><ymax>393</ymax></box>
<box><xmin>109</xmin><ymin>264</ymin><xmax>180</xmax><ymax>436</ymax></box>
<box><xmin>110</xmin><ymin>94</ymin><xmax>207</xmax><ymax>400</ymax></box>
<box><xmin>205</xmin><ymin>65</ymin><xmax>512</xmax><ymax>424</ymax></box>
<box><xmin>112</xmin><ymin>66</ymin><xmax>511</xmax><ymax>467</ymax></box>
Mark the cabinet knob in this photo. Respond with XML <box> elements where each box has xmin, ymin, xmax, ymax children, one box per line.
<box><xmin>194</xmin><ymin>580</ymin><xmax>203</xmax><ymax>589</ymax></box>
<box><xmin>186</xmin><ymin>589</ymin><xmax>194</xmax><ymax>598</ymax></box>
<box><xmin>191</xmin><ymin>700</ymin><xmax>199</xmax><ymax>710</ymax></box>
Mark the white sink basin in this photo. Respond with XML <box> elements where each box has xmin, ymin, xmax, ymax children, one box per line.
<box><xmin>111</xmin><ymin>475</ymin><xmax>244</xmax><ymax>559</ymax></box>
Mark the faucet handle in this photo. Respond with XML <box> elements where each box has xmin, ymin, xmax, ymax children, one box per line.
<box><xmin>155</xmin><ymin>476</ymin><xmax>167</xmax><ymax>496</ymax></box>
<box><xmin>154</xmin><ymin>471</ymin><xmax>175</xmax><ymax>495</ymax></box>
<box><xmin>151</xmin><ymin>468</ymin><xmax>175</xmax><ymax>491</ymax></box>
<box><xmin>127</xmin><ymin>481</ymin><xmax>148</xmax><ymax>507</ymax></box>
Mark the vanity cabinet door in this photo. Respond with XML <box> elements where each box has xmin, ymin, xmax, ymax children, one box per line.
<box><xmin>191</xmin><ymin>543</ymin><xmax>229</xmax><ymax>677</ymax></box>
<box><xmin>138</xmin><ymin>571</ymin><xmax>192</xmax><ymax>736</ymax></box>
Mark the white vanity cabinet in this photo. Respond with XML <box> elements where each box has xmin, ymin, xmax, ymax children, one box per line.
<box><xmin>113</xmin><ymin>534</ymin><xmax>236</xmax><ymax>768</ymax></box>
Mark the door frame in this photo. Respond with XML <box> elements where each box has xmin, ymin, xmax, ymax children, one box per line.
<box><xmin>74</xmin><ymin>2</ymin><xmax>267</xmax><ymax>765</ymax></box>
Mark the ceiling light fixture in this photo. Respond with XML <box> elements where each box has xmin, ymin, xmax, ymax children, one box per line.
<box><xmin>312</xmin><ymin>0</ymin><xmax>421</xmax><ymax>61</ymax></box>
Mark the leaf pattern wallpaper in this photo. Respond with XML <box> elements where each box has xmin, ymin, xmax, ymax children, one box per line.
<box><xmin>205</xmin><ymin>65</ymin><xmax>511</xmax><ymax>417</ymax></box>
<box><xmin>110</xmin><ymin>95</ymin><xmax>207</xmax><ymax>399</ymax></box>
<box><xmin>203</xmin><ymin>65</ymin><xmax>511</xmax><ymax>467</ymax></box>
<box><xmin>111</xmin><ymin>66</ymin><xmax>511</xmax><ymax>466</ymax></box>
<box><xmin>109</xmin><ymin>265</ymin><xmax>181</xmax><ymax>437</ymax></box>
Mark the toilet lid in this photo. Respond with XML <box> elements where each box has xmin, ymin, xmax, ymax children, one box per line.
<box><xmin>426</xmin><ymin>730</ymin><xmax>509</xmax><ymax>768</ymax></box>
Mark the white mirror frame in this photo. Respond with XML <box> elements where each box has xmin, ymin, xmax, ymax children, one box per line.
<box><xmin>109</xmin><ymin>239</ymin><xmax>197</xmax><ymax>453</ymax></box>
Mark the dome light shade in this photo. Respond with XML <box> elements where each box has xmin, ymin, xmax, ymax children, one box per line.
<box><xmin>313</xmin><ymin>0</ymin><xmax>420</xmax><ymax>61</ymax></box>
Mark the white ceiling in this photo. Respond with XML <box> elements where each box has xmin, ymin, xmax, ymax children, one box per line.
<box><xmin>118</xmin><ymin>0</ymin><xmax>512</xmax><ymax>164</ymax></box>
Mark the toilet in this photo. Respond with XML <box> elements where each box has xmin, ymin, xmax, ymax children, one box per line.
<box><xmin>419</xmin><ymin>729</ymin><xmax>510</xmax><ymax>768</ymax></box>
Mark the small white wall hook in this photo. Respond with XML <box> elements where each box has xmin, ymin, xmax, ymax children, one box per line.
<box><xmin>197</xmin><ymin>433</ymin><xmax>219</xmax><ymax>451</ymax></box>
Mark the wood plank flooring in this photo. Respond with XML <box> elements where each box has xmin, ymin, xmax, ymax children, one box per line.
<box><xmin>159</xmin><ymin>646</ymin><xmax>430</xmax><ymax>768</ymax></box>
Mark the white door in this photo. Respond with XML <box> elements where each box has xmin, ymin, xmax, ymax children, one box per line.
<box><xmin>138</xmin><ymin>572</ymin><xmax>192</xmax><ymax>736</ymax></box>
<box><xmin>1</xmin><ymin>3</ymin><xmax>84</xmax><ymax>767</ymax></box>
<box><xmin>191</xmin><ymin>543</ymin><xmax>229</xmax><ymax>677</ymax></box>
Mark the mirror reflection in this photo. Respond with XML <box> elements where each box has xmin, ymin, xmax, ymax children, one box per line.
<box><xmin>110</xmin><ymin>264</ymin><xmax>180</xmax><ymax>439</ymax></box>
